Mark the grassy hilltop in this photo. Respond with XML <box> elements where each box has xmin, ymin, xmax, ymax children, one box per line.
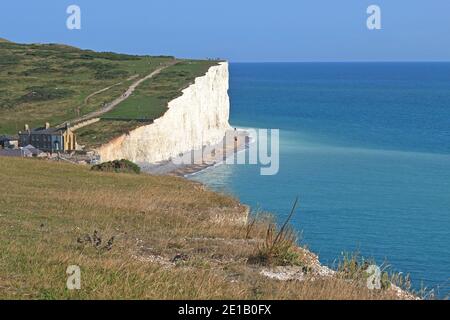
<box><xmin>0</xmin><ymin>157</ymin><xmax>410</xmax><ymax>299</ymax></box>
<box><xmin>0</xmin><ymin>39</ymin><xmax>217</xmax><ymax>147</ymax></box>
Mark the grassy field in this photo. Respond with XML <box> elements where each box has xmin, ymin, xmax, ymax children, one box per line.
<box><xmin>103</xmin><ymin>60</ymin><xmax>218</xmax><ymax>120</ymax></box>
<box><xmin>0</xmin><ymin>39</ymin><xmax>172</xmax><ymax>135</ymax></box>
<box><xmin>0</xmin><ymin>157</ymin><xmax>411</xmax><ymax>299</ymax></box>
<box><xmin>0</xmin><ymin>38</ymin><xmax>219</xmax><ymax>150</ymax></box>
<box><xmin>76</xmin><ymin>120</ymin><xmax>149</xmax><ymax>149</ymax></box>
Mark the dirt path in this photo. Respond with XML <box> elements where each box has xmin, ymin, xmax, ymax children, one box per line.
<box><xmin>67</xmin><ymin>61</ymin><xmax>177</xmax><ymax>126</ymax></box>
<box><xmin>83</xmin><ymin>74</ymin><xmax>139</xmax><ymax>104</ymax></box>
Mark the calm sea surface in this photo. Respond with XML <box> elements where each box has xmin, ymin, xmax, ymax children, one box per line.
<box><xmin>191</xmin><ymin>63</ymin><xmax>450</xmax><ymax>297</ymax></box>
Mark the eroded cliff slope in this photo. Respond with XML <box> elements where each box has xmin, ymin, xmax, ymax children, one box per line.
<box><xmin>96</xmin><ymin>62</ymin><xmax>231</xmax><ymax>164</ymax></box>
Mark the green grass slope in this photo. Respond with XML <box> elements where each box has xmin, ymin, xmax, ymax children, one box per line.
<box><xmin>103</xmin><ymin>60</ymin><xmax>217</xmax><ymax>120</ymax></box>
<box><xmin>0</xmin><ymin>39</ymin><xmax>219</xmax><ymax>149</ymax></box>
<box><xmin>0</xmin><ymin>40</ymin><xmax>174</xmax><ymax>135</ymax></box>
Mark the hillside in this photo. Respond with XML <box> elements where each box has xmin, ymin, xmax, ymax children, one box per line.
<box><xmin>0</xmin><ymin>157</ymin><xmax>411</xmax><ymax>299</ymax></box>
<box><xmin>0</xmin><ymin>39</ymin><xmax>218</xmax><ymax>148</ymax></box>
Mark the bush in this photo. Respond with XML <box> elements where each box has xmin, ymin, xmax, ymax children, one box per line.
<box><xmin>19</xmin><ymin>86</ymin><xmax>74</xmax><ymax>102</ymax></box>
<box><xmin>21</xmin><ymin>66</ymin><xmax>59</xmax><ymax>76</ymax></box>
<box><xmin>79</xmin><ymin>51</ymin><xmax>140</xmax><ymax>61</ymax></box>
<box><xmin>0</xmin><ymin>98</ymin><xmax>15</xmax><ymax>110</ymax></box>
<box><xmin>95</xmin><ymin>69</ymin><xmax>129</xmax><ymax>80</ymax></box>
<box><xmin>63</xmin><ymin>61</ymin><xmax>118</xmax><ymax>74</ymax></box>
<box><xmin>91</xmin><ymin>159</ymin><xmax>141</xmax><ymax>174</ymax></box>
<box><xmin>0</xmin><ymin>54</ymin><xmax>20</xmax><ymax>66</ymax></box>
<box><xmin>337</xmin><ymin>252</ymin><xmax>413</xmax><ymax>292</ymax></box>
<box><xmin>25</xmin><ymin>50</ymin><xmax>53</xmax><ymax>58</ymax></box>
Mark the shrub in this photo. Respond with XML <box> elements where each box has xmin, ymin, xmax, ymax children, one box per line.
<box><xmin>19</xmin><ymin>86</ymin><xmax>74</xmax><ymax>102</ymax></box>
<box><xmin>0</xmin><ymin>54</ymin><xmax>20</xmax><ymax>66</ymax></box>
<box><xmin>91</xmin><ymin>159</ymin><xmax>141</xmax><ymax>174</ymax></box>
<box><xmin>63</xmin><ymin>61</ymin><xmax>118</xmax><ymax>74</ymax></box>
<box><xmin>21</xmin><ymin>66</ymin><xmax>59</xmax><ymax>76</ymax></box>
<box><xmin>338</xmin><ymin>252</ymin><xmax>374</xmax><ymax>281</ymax></box>
<box><xmin>95</xmin><ymin>69</ymin><xmax>129</xmax><ymax>80</ymax></box>
<box><xmin>0</xmin><ymin>98</ymin><xmax>15</xmax><ymax>110</ymax></box>
<box><xmin>79</xmin><ymin>51</ymin><xmax>140</xmax><ymax>61</ymax></box>
<box><xmin>337</xmin><ymin>252</ymin><xmax>413</xmax><ymax>292</ymax></box>
<box><xmin>24</xmin><ymin>50</ymin><xmax>58</xmax><ymax>58</ymax></box>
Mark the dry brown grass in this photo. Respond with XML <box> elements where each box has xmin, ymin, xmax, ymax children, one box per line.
<box><xmin>0</xmin><ymin>157</ymin><xmax>407</xmax><ymax>299</ymax></box>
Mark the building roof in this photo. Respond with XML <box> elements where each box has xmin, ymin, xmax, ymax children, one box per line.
<box><xmin>27</xmin><ymin>127</ymin><xmax>65</xmax><ymax>135</ymax></box>
<box><xmin>19</xmin><ymin>124</ymin><xmax>71</xmax><ymax>136</ymax></box>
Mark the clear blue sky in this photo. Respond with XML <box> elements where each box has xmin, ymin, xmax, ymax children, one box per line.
<box><xmin>1</xmin><ymin>0</ymin><xmax>449</xmax><ymax>62</ymax></box>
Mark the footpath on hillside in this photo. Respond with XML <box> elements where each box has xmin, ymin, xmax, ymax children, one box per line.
<box><xmin>61</xmin><ymin>60</ymin><xmax>178</xmax><ymax>128</ymax></box>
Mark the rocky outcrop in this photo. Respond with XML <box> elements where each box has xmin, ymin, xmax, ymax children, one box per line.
<box><xmin>96</xmin><ymin>62</ymin><xmax>231</xmax><ymax>164</ymax></box>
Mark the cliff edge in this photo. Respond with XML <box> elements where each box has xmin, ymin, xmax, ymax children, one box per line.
<box><xmin>95</xmin><ymin>62</ymin><xmax>232</xmax><ymax>164</ymax></box>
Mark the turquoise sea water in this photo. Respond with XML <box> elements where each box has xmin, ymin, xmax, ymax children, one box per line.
<box><xmin>191</xmin><ymin>63</ymin><xmax>450</xmax><ymax>297</ymax></box>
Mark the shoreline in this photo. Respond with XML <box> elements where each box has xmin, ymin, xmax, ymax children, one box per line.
<box><xmin>140</xmin><ymin>129</ymin><xmax>250</xmax><ymax>177</ymax></box>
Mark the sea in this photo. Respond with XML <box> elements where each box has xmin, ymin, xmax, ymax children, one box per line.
<box><xmin>190</xmin><ymin>62</ymin><xmax>450</xmax><ymax>298</ymax></box>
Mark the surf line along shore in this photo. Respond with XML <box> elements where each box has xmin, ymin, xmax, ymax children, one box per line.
<box><xmin>140</xmin><ymin>128</ymin><xmax>250</xmax><ymax>177</ymax></box>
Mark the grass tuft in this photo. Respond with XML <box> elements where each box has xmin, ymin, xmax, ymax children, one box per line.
<box><xmin>248</xmin><ymin>197</ymin><xmax>306</xmax><ymax>267</ymax></box>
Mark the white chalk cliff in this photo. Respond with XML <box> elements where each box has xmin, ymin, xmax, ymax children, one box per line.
<box><xmin>96</xmin><ymin>62</ymin><xmax>231</xmax><ymax>164</ymax></box>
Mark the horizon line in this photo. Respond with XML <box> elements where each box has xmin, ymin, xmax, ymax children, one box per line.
<box><xmin>228</xmin><ymin>60</ymin><xmax>450</xmax><ymax>63</ymax></box>
<box><xmin>4</xmin><ymin>37</ymin><xmax>450</xmax><ymax>64</ymax></box>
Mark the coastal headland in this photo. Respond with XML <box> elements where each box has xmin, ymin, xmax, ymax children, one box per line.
<box><xmin>0</xmin><ymin>40</ymin><xmax>417</xmax><ymax>299</ymax></box>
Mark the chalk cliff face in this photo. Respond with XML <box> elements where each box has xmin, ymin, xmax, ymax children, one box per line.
<box><xmin>96</xmin><ymin>62</ymin><xmax>231</xmax><ymax>164</ymax></box>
